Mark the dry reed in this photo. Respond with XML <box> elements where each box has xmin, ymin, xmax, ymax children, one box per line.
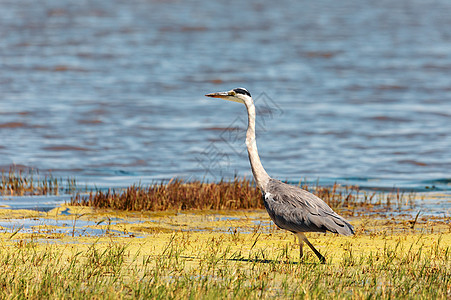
<box><xmin>0</xmin><ymin>168</ymin><xmax>76</xmax><ymax>196</ymax></box>
<box><xmin>69</xmin><ymin>178</ymin><xmax>405</xmax><ymax>212</ymax></box>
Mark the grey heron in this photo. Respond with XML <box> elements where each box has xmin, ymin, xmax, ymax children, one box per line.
<box><xmin>205</xmin><ymin>88</ymin><xmax>354</xmax><ymax>263</ymax></box>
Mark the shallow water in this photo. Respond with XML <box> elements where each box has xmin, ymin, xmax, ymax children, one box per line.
<box><xmin>0</xmin><ymin>0</ymin><xmax>450</xmax><ymax>191</ymax></box>
<box><xmin>0</xmin><ymin>217</ymin><xmax>127</xmax><ymax>237</ymax></box>
<box><xmin>0</xmin><ymin>195</ymin><xmax>71</xmax><ymax>212</ymax></box>
<box><xmin>0</xmin><ymin>196</ymin><xmax>448</xmax><ymax>238</ymax></box>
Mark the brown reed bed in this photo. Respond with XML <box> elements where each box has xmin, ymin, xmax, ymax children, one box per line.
<box><xmin>69</xmin><ymin>178</ymin><xmax>415</xmax><ymax>213</ymax></box>
<box><xmin>0</xmin><ymin>168</ymin><xmax>76</xmax><ymax>196</ymax></box>
<box><xmin>2</xmin><ymin>166</ymin><xmax>415</xmax><ymax>213</ymax></box>
<box><xmin>70</xmin><ymin>178</ymin><xmax>261</xmax><ymax>211</ymax></box>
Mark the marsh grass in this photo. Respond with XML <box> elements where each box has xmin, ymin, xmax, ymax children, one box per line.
<box><xmin>70</xmin><ymin>178</ymin><xmax>260</xmax><ymax>211</ymax></box>
<box><xmin>69</xmin><ymin>178</ymin><xmax>416</xmax><ymax>213</ymax></box>
<box><xmin>0</xmin><ymin>231</ymin><xmax>449</xmax><ymax>299</ymax></box>
<box><xmin>2</xmin><ymin>167</ymin><xmax>416</xmax><ymax>213</ymax></box>
<box><xmin>0</xmin><ymin>168</ymin><xmax>76</xmax><ymax>196</ymax></box>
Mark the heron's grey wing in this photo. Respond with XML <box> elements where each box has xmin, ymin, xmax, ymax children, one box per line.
<box><xmin>264</xmin><ymin>179</ymin><xmax>354</xmax><ymax>236</ymax></box>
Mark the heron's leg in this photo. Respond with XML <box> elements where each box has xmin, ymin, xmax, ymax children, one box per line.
<box><xmin>300</xmin><ymin>240</ymin><xmax>304</xmax><ymax>259</ymax></box>
<box><xmin>298</xmin><ymin>233</ymin><xmax>326</xmax><ymax>264</ymax></box>
<box><xmin>295</xmin><ymin>233</ymin><xmax>304</xmax><ymax>259</ymax></box>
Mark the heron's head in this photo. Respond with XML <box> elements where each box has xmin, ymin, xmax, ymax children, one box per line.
<box><xmin>205</xmin><ymin>87</ymin><xmax>252</xmax><ymax>105</ymax></box>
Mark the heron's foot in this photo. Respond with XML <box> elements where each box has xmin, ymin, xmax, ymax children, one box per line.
<box><xmin>317</xmin><ymin>254</ymin><xmax>326</xmax><ymax>264</ymax></box>
<box><xmin>298</xmin><ymin>233</ymin><xmax>326</xmax><ymax>264</ymax></box>
<box><xmin>299</xmin><ymin>251</ymin><xmax>325</xmax><ymax>264</ymax></box>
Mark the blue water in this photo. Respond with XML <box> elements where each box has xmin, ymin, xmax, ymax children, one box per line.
<box><xmin>0</xmin><ymin>0</ymin><xmax>450</xmax><ymax>191</ymax></box>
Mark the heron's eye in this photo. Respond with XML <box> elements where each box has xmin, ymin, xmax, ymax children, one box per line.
<box><xmin>229</xmin><ymin>91</ymin><xmax>237</xmax><ymax>96</ymax></box>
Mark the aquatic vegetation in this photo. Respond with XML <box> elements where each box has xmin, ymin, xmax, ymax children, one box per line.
<box><xmin>1</xmin><ymin>167</ymin><xmax>417</xmax><ymax>213</ymax></box>
<box><xmin>71</xmin><ymin>178</ymin><xmax>260</xmax><ymax>211</ymax></box>
<box><xmin>70</xmin><ymin>178</ymin><xmax>416</xmax><ymax>213</ymax></box>
<box><xmin>0</xmin><ymin>168</ymin><xmax>77</xmax><ymax>196</ymax></box>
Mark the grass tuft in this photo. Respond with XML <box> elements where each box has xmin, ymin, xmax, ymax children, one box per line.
<box><xmin>70</xmin><ymin>178</ymin><xmax>261</xmax><ymax>211</ymax></box>
<box><xmin>0</xmin><ymin>167</ymin><xmax>77</xmax><ymax>196</ymax></box>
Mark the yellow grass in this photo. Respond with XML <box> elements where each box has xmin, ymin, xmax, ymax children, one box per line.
<box><xmin>0</xmin><ymin>206</ymin><xmax>449</xmax><ymax>298</ymax></box>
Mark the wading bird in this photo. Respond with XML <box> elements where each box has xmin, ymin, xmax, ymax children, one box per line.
<box><xmin>205</xmin><ymin>88</ymin><xmax>354</xmax><ymax>263</ymax></box>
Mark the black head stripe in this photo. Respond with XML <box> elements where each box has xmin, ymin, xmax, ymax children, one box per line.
<box><xmin>233</xmin><ymin>88</ymin><xmax>251</xmax><ymax>97</ymax></box>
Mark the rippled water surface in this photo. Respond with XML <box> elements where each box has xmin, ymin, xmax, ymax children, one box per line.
<box><xmin>1</xmin><ymin>0</ymin><xmax>450</xmax><ymax>190</ymax></box>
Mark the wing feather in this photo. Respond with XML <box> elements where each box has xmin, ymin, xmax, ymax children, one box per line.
<box><xmin>263</xmin><ymin>179</ymin><xmax>354</xmax><ymax>236</ymax></box>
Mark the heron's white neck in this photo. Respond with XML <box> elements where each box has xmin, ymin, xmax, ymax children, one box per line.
<box><xmin>245</xmin><ymin>102</ymin><xmax>270</xmax><ymax>191</ymax></box>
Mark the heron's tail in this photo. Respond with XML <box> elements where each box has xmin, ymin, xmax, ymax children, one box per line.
<box><xmin>338</xmin><ymin>219</ymin><xmax>354</xmax><ymax>236</ymax></box>
<box><xmin>326</xmin><ymin>213</ymin><xmax>354</xmax><ymax>236</ymax></box>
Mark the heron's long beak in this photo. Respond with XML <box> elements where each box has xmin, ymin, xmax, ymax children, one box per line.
<box><xmin>205</xmin><ymin>91</ymin><xmax>229</xmax><ymax>98</ymax></box>
<box><xmin>205</xmin><ymin>91</ymin><xmax>243</xmax><ymax>104</ymax></box>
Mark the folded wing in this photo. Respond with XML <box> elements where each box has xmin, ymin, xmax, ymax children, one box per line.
<box><xmin>263</xmin><ymin>179</ymin><xmax>354</xmax><ymax>236</ymax></box>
